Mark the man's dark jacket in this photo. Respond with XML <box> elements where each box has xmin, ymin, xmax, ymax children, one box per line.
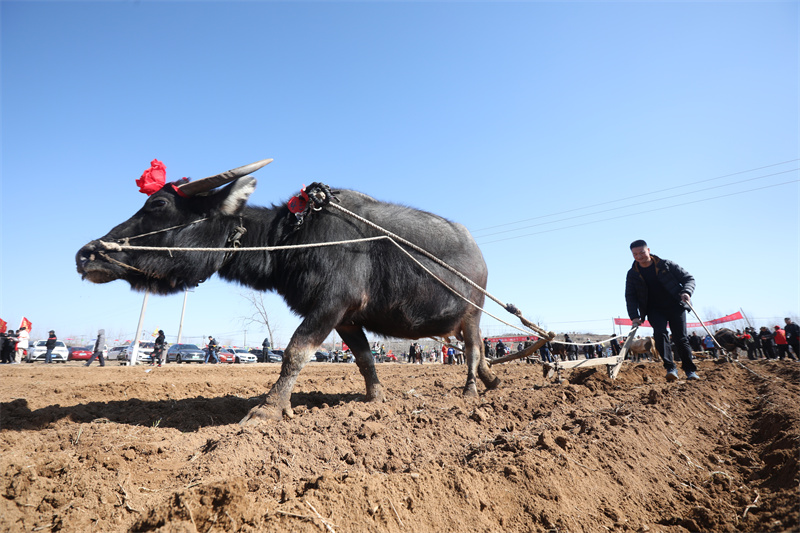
<box><xmin>784</xmin><ymin>322</ymin><xmax>800</xmax><ymax>342</ymax></box>
<box><xmin>625</xmin><ymin>254</ymin><xmax>695</xmax><ymax>321</ymax></box>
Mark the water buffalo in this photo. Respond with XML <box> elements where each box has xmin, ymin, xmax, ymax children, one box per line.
<box><xmin>713</xmin><ymin>327</ymin><xmax>746</xmax><ymax>359</ymax></box>
<box><xmin>76</xmin><ymin>159</ymin><xmax>500</xmax><ymax>423</ymax></box>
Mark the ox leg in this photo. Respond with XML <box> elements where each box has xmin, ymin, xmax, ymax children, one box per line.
<box><xmin>336</xmin><ymin>325</ymin><xmax>386</xmax><ymax>403</ymax></box>
<box><xmin>240</xmin><ymin>314</ymin><xmax>339</xmax><ymax>425</ymax></box>
<box><xmin>464</xmin><ymin>319</ymin><xmax>500</xmax><ymax>397</ymax></box>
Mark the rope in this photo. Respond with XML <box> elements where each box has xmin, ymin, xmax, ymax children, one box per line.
<box><xmin>96</xmin><ymin>199</ymin><xmax>627</xmax><ymax>342</ymax></box>
<box><xmin>326</xmin><ymin>203</ymin><xmax>551</xmax><ymax>338</ymax></box>
<box><xmin>98</xmin><ymin>235</ymin><xmax>389</xmax><ymax>253</ymax></box>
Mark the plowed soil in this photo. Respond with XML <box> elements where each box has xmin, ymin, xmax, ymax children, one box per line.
<box><xmin>1</xmin><ymin>358</ymin><xmax>798</xmax><ymax>533</ymax></box>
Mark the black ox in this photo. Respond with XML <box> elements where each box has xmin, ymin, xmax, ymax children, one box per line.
<box><xmin>712</xmin><ymin>327</ymin><xmax>747</xmax><ymax>358</ymax></box>
<box><xmin>76</xmin><ymin>159</ymin><xmax>500</xmax><ymax>423</ymax></box>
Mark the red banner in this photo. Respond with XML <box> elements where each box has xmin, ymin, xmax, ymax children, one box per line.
<box><xmin>614</xmin><ymin>311</ymin><xmax>744</xmax><ymax>329</ymax></box>
<box><xmin>19</xmin><ymin>317</ymin><xmax>32</xmax><ymax>332</ymax></box>
<box><xmin>688</xmin><ymin>311</ymin><xmax>743</xmax><ymax>328</ymax></box>
<box><xmin>0</xmin><ymin>318</ymin><xmax>7</xmax><ymax>334</ymax></box>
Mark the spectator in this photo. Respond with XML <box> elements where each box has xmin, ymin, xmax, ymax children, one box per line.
<box><xmin>205</xmin><ymin>336</ymin><xmax>219</xmax><ymax>364</ymax></box>
<box><xmin>688</xmin><ymin>332</ymin><xmax>702</xmax><ymax>353</ymax></box>
<box><xmin>539</xmin><ymin>341</ymin><xmax>553</xmax><ymax>363</ymax></box>
<box><xmin>17</xmin><ymin>326</ymin><xmax>30</xmax><ymax>363</ymax></box>
<box><xmin>262</xmin><ymin>337</ymin><xmax>271</xmax><ymax>356</ymax></box>
<box><xmin>773</xmin><ymin>325</ymin><xmax>794</xmax><ymax>361</ymax></box>
<box><xmin>44</xmin><ymin>330</ymin><xmax>57</xmax><ymax>364</ymax></box>
<box><xmin>743</xmin><ymin>329</ymin><xmax>758</xmax><ymax>360</ymax></box>
<box><xmin>625</xmin><ymin>240</ymin><xmax>698</xmax><ymax>381</ymax></box>
<box><xmin>583</xmin><ymin>343</ymin><xmax>594</xmax><ymax>359</ymax></box>
<box><xmin>447</xmin><ymin>346</ymin><xmax>455</xmax><ymax>365</ymax></box>
<box><xmin>152</xmin><ymin>330</ymin><xmax>166</xmax><ymax>366</ymax></box>
<box><xmin>483</xmin><ymin>337</ymin><xmax>492</xmax><ymax>359</ymax></box>
<box><xmin>610</xmin><ymin>335</ymin><xmax>621</xmax><ymax>356</ymax></box>
<box><xmin>750</xmin><ymin>327</ymin><xmax>764</xmax><ymax>358</ymax></box>
<box><xmin>703</xmin><ymin>334</ymin><xmax>716</xmax><ymax>359</ymax></box>
<box><xmin>5</xmin><ymin>330</ymin><xmax>18</xmax><ymax>363</ymax></box>
<box><xmin>495</xmin><ymin>340</ymin><xmax>507</xmax><ymax>359</ymax></box>
<box><xmin>85</xmin><ymin>329</ymin><xmax>106</xmax><ymax>367</ymax></box>
<box><xmin>759</xmin><ymin>327</ymin><xmax>776</xmax><ymax>359</ymax></box>
<box><xmin>524</xmin><ymin>337</ymin><xmax>536</xmax><ymax>364</ymax></box>
<box><xmin>565</xmin><ymin>334</ymin><xmax>578</xmax><ymax>361</ymax></box>
<box><xmin>784</xmin><ymin>318</ymin><xmax>800</xmax><ymax>360</ymax></box>
<box><xmin>0</xmin><ymin>332</ymin><xmax>11</xmax><ymax>364</ymax></box>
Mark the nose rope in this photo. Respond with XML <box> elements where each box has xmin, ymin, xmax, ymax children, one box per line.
<box><xmin>97</xmin><ymin>251</ymin><xmax>159</xmax><ymax>277</ymax></box>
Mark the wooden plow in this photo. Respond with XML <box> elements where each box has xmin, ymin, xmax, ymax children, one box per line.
<box><xmin>489</xmin><ymin>326</ymin><xmax>640</xmax><ymax>382</ymax></box>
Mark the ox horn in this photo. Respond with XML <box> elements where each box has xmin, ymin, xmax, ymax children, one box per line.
<box><xmin>177</xmin><ymin>158</ymin><xmax>273</xmax><ymax>196</ymax></box>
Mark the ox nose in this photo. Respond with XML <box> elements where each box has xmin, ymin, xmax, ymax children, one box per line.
<box><xmin>76</xmin><ymin>242</ymin><xmax>99</xmax><ymax>270</ymax></box>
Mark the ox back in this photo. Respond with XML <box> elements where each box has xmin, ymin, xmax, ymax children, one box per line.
<box><xmin>76</xmin><ymin>163</ymin><xmax>500</xmax><ymax>423</ymax></box>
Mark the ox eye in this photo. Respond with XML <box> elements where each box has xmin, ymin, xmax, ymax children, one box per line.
<box><xmin>149</xmin><ymin>199</ymin><xmax>168</xmax><ymax>209</ymax></box>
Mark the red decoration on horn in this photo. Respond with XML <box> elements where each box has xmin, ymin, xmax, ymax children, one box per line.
<box><xmin>137</xmin><ymin>159</ymin><xmax>167</xmax><ymax>195</ymax></box>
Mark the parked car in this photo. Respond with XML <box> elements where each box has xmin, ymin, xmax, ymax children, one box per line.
<box><xmin>107</xmin><ymin>345</ymin><xmax>128</xmax><ymax>360</ymax></box>
<box><xmin>314</xmin><ymin>350</ymin><xmax>331</xmax><ymax>362</ymax></box>
<box><xmin>120</xmin><ymin>342</ymin><xmax>155</xmax><ymax>363</ymax></box>
<box><xmin>218</xmin><ymin>348</ymin><xmax>236</xmax><ymax>363</ymax></box>
<box><xmin>67</xmin><ymin>346</ymin><xmax>93</xmax><ymax>361</ymax></box>
<box><xmin>231</xmin><ymin>348</ymin><xmax>257</xmax><ymax>363</ymax></box>
<box><xmin>258</xmin><ymin>349</ymin><xmax>282</xmax><ymax>363</ymax></box>
<box><xmin>167</xmin><ymin>343</ymin><xmax>205</xmax><ymax>364</ymax></box>
<box><xmin>218</xmin><ymin>348</ymin><xmax>256</xmax><ymax>363</ymax></box>
<box><xmin>27</xmin><ymin>340</ymin><xmax>69</xmax><ymax>363</ymax></box>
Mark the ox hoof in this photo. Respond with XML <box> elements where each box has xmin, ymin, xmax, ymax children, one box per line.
<box><xmin>239</xmin><ymin>403</ymin><xmax>294</xmax><ymax>425</ymax></box>
<box><xmin>462</xmin><ymin>383</ymin><xmax>479</xmax><ymax>397</ymax></box>
<box><xmin>482</xmin><ymin>375</ymin><xmax>502</xmax><ymax>390</ymax></box>
<box><xmin>366</xmin><ymin>385</ymin><xmax>387</xmax><ymax>403</ymax></box>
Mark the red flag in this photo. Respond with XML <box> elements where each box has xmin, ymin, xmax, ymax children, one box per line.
<box><xmin>0</xmin><ymin>318</ymin><xmax>7</xmax><ymax>334</ymax></box>
<box><xmin>19</xmin><ymin>317</ymin><xmax>32</xmax><ymax>332</ymax></box>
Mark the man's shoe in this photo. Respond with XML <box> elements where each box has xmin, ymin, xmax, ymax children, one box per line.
<box><xmin>666</xmin><ymin>369</ymin><xmax>679</xmax><ymax>382</ymax></box>
<box><xmin>686</xmin><ymin>372</ymin><xmax>700</xmax><ymax>381</ymax></box>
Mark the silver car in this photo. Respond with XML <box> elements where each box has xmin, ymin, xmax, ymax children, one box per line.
<box><xmin>107</xmin><ymin>345</ymin><xmax>127</xmax><ymax>360</ymax></box>
<box><xmin>167</xmin><ymin>343</ymin><xmax>206</xmax><ymax>364</ymax></box>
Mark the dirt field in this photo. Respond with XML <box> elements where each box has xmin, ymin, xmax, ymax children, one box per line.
<box><xmin>1</xmin><ymin>357</ymin><xmax>798</xmax><ymax>533</ymax></box>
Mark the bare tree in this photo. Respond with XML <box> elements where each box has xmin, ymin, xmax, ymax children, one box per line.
<box><xmin>240</xmin><ymin>290</ymin><xmax>276</xmax><ymax>349</ymax></box>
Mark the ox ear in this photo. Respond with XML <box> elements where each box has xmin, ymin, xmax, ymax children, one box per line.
<box><xmin>215</xmin><ymin>177</ymin><xmax>256</xmax><ymax>216</ymax></box>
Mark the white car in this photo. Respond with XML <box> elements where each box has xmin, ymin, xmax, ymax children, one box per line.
<box><xmin>121</xmin><ymin>342</ymin><xmax>156</xmax><ymax>363</ymax></box>
<box><xmin>27</xmin><ymin>340</ymin><xmax>69</xmax><ymax>363</ymax></box>
<box><xmin>225</xmin><ymin>348</ymin><xmax>257</xmax><ymax>364</ymax></box>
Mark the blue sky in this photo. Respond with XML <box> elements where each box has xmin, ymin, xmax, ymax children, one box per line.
<box><xmin>2</xmin><ymin>1</ymin><xmax>797</xmax><ymax>348</ymax></box>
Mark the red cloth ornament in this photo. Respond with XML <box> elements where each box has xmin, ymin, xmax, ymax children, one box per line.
<box><xmin>288</xmin><ymin>185</ymin><xmax>308</xmax><ymax>213</ymax></box>
<box><xmin>137</xmin><ymin>159</ymin><xmax>167</xmax><ymax>195</ymax></box>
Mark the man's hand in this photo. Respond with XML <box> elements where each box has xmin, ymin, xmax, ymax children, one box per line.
<box><xmin>632</xmin><ymin>318</ymin><xmax>642</xmax><ymax>327</ymax></box>
<box><xmin>681</xmin><ymin>293</ymin><xmax>691</xmax><ymax>305</ymax></box>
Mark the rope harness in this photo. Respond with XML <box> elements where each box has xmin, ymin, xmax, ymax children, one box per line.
<box><xmin>96</xmin><ymin>184</ymin><xmax>631</xmax><ymax>346</ymax></box>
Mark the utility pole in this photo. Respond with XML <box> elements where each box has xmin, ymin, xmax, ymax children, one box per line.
<box><xmin>177</xmin><ymin>287</ymin><xmax>189</xmax><ymax>344</ymax></box>
<box><xmin>129</xmin><ymin>290</ymin><xmax>150</xmax><ymax>366</ymax></box>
